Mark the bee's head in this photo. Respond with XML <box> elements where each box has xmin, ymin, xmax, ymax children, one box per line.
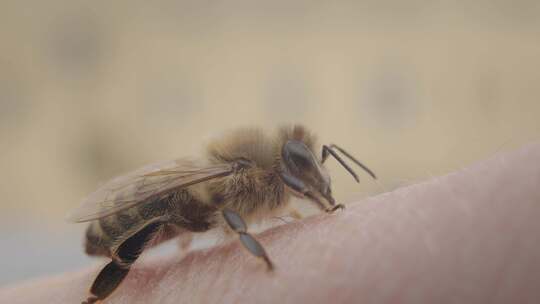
<box><xmin>279</xmin><ymin>140</ymin><xmax>335</xmax><ymax>206</ymax></box>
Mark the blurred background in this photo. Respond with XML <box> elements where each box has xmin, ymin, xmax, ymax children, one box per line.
<box><xmin>1</xmin><ymin>0</ymin><xmax>539</xmax><ymax>286</ymax></box>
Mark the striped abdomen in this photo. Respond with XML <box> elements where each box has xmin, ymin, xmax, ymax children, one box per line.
<box><xmin>84</xmin><ymin>189</ymin><xmax>217</xmax><ymax>257</ymax></box>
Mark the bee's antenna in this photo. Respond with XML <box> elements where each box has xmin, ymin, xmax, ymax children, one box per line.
<box><xmin>322</xmin><ymin>145</ymin><xmax>360</xmax><ymax>182</ymax></box>
<box><xmin>330</xmin><ymin>144</ymin><xmax>376</xmax><ymax>179</ymax></box>
<box><xmin>323</xmin><ymin>144</ymin><xmax>377</xmax><ymax>180</ymax></box>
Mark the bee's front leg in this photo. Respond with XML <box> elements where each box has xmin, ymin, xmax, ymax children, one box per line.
<box><xmin>177</xmin><ymin>232</ymin><xmax>193</xmax><ymax>252</ymax></box>
<box><xmin>280</xmin><ymin>171</ymin><xmax>339</xmax><ymax>213</ymax></box>
<box><xmin>222</xmin><ymin>209</ymin><xmax>274</xmax><ymax>271</ymax></box>
<box><xmin>326</xmin><ymin>204</ymin><xmax>345</xmax><ymax>213</ymax></box>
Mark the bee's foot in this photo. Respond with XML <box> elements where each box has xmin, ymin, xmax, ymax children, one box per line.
<box><xmin>326</xmin><ymin>204</ymin><xmax>345</xmax><ymax>213</ymax></box>
<box><xmin>82</xmin><ymin>296</ymin><xmax>100</xmax><ymax>304</ymax></box>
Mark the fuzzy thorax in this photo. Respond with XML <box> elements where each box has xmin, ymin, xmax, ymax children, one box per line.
<box><xmin>205</xmin><ymin>125</ymin><xmax>318</xmax><ymax>221</ymax></box>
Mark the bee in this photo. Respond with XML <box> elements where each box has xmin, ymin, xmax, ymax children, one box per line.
<box><xmin>68</xmin><ymin>125</ymin><xmax>376</xmax><ymax>304</ymax></box>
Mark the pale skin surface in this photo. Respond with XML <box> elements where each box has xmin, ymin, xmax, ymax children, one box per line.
<box><xmin>1</xmin><ymin>143</ymin><xmax>540</xmax><ymax>304</ymax></box>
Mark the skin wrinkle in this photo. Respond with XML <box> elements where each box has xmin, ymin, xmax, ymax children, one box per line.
<box><xmin>2</xmin><ymin>143</ymin><xmax>540</xmax><ymax>303</ymax></box>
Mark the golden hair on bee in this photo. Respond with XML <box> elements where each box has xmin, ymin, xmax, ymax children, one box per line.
<box><xmin>70</xmin><ymin>124</ymin><xmax>376</xmax><ymax>304</ymax></box>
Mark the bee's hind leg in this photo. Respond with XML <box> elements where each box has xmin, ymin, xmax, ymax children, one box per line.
<box><xmin>222</xmin><ymin>209</ymin><xmax>274</xmax><ymax>271</ymax></box>
<box><xmin>83</xmin><ymin>221</ymin><xmax>164</xmax><ymax>304</ymax></box>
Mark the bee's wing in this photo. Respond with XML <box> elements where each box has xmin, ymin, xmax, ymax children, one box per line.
<box><xmin>67</xmin><ymin>159</ymin><xmax>233</xmax><ymax>223</ymax></box>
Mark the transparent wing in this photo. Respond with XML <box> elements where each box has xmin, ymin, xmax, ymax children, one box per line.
<box><xmin>67</xmin><ymin>159</ymin><xmax>233</xmax><ymax>223</ymax></box>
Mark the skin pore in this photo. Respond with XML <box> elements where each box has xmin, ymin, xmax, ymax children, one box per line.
<box><xmin>1</xmin><ymin>142</ymin><xmax>540</xmax><ymax>304</ymax></box>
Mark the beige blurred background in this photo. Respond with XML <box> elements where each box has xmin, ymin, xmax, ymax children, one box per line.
<box><xmin>1</xmin><ymin>0</ymin><xmax>539</xmax><ymax>286</ymax></box>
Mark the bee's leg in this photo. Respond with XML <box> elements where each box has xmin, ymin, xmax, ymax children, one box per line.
<box><xmin>326</xmin><ymin>204</ymin><xmax>345</xmax><ymax>213</ymax></box>
<box><xmin>222</xmin><ymin>208</ymin><xmax>274</xmax><ymax>271</ymax></box>
<box><xmin>280</xmin><ymin>171</ymin><xmax>340</xmax><ymax>212</ymax></box>
<box><xmin>83</xmin><ymin>221</ymin><xmax>163</xmax><ymax>304</ymax></box>
<box><xmin>289</xmin><ymin>209</ymin><xmax>303</xmax><ymax>220</ymax></box>
<box><xmin>177</xmin><ymin>232</ymin><xmax>193</xmax><ymax>251</ymax></box>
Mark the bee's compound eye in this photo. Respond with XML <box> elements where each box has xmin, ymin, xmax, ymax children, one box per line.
<box><xmin>283</xmin><ymin>140</ymin><xmax>317</xmax><ymax>172</ymax></box>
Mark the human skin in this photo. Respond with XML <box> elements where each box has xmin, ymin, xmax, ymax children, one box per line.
<box><xmin>1</xmin><ymin>143</ymin><xmax>540</xmax><ymax>304</ymax></box>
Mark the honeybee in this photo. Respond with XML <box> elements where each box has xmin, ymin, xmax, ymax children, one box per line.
<box><xmin>69</xmin><ymin>125</ymin><xmax>376</xmax><ymax>304</ymax></box>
